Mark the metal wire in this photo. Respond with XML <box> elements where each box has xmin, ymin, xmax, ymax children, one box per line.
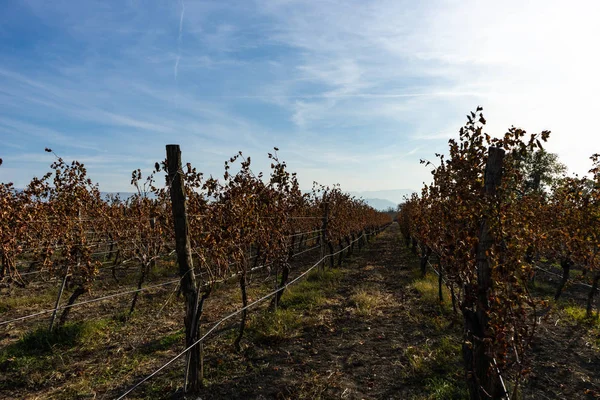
<box><xmin>116</xmin><ymin>230</ymin><xmax>375</xmax><ymax>399</ymax></box>
<box><xmin>0</xmin><ymin>279</ymin><xmax>181</xmax><ymax>327</ymax></box>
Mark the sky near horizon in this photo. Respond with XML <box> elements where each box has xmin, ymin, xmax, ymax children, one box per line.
<box><xmin>1</xmin><ymin>0</ymin><xmax>599</xmax><ymax>193</ymax></box>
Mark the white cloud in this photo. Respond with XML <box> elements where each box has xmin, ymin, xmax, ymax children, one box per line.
<box><xmin>255</xmin><ymin>0</ymin><xmax>600</xmax><ymax>176</ymax></box>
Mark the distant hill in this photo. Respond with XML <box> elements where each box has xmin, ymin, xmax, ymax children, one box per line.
<box><xmin>362</xmin><ymin>198</ymin><xmax>397</xmax><ymax>211</ymax></box>
<box><xmin>99</xmin><ymin>191</ymin><xmax>413</xmax><ymax>211</ymax></box>
<box><xmin>349</xmin><ymin>189</ymin><xmax>416</xmax><ymax>207</ymax></box>
<box><xmin>20</xmin><ymin>189</ymin><xmax>414</xmax><ymax>212</ymax></box>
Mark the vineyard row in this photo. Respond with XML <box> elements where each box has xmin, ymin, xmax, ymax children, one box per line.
<box><xmin>0</xmin><ymin>144</ymin><xmax>392</xmax><ymax>395</ymax></box>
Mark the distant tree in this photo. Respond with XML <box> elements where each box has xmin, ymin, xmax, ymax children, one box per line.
<box><xmin>518</xmin><ymin>149</ymin><xmax>566</xmax><ymax>193</ymax></box>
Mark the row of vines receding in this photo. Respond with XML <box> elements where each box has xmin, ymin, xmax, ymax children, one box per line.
<box><xmin>0</xmin><ymin>145</ymin><xmax>391</xmax><ymax>395</ymax></box>
<box><xmin>398</xmin><ymin>107</ymin><xmax>600</xmax><ymax>399</ymax></box>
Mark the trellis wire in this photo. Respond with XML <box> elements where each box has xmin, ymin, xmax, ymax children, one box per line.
<box><xmin>1</xmin><ymin>230</ymin><xmax>331</xmax><ymax>326</ymax></box>
<box><xmin>116</xmin><ymin>230</ymin><xmax>374</xmax><ymax>399</ymax></box>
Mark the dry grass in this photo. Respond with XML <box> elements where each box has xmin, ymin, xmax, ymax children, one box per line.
<box><xmin>349</xmin><ymin>286</ymin><xmax>391</xmax><ymax>316</ymax></box>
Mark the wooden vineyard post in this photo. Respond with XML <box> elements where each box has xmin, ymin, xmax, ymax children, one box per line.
<box><xmin>166</xmin><ymin>144</ymin><xmax>202</xmax><ymax>393</ymax></box>
<box><xmin>587</xmin><ymin>273</ymin><xmax>600</xmax><ymax>317</ymax></box>
<box><xmin>49</xmin><ymin>208</ymin><xmax>81</xmax><ymax>331</ymax></box>
<box><xmin>49</xmin><ymin>266</ymin><xmax>70</xmax><ymax>332</ymax></box>
<box><xmin>464</xmin><ymin>146</ymin><xmax>505</xmax><ymax>400</ymax></box>
<box><xmin>320</xmin><ymin>199</ymin><xmax>329</xmax><ymax>271</ymax></box>
<box><xmin>420</xmin><ymin>245</ymin><xmax>432</xmax><ymax>278</ymax></box>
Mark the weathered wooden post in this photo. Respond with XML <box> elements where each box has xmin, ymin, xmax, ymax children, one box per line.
<box><xmin>166</xmin><ymin>144</ymin><xmax>202</xmax><ymax>392</ymax></box>
<box><xmin>587</xmin><ymin>274</ymin><xmax>600</xmax><ymax>317</ymax></box>
<box><xmin>50</xmin><ymin>208</ymin><xmax>81</xmax><ymax>331</ymax></box>
<box><xmin>464</xmin><ymin>146</ymin><xmax>505</xmax><ymax>400</ymax></box>
<box><xmin>320</xmin><ymin>198</ymin><xmax>329</xmax><ymax>271</ymax></box>
<box><xmin>420</xmin><ymin>245</ymin><xmax>432</xmax><ymax>277</ymax></box>
<box><xmin>49</xmin><ymin>266</ymin><xmax>69</xmax><ymax>331</ymax></box>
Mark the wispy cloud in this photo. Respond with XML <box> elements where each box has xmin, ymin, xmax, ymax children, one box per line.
<box><xmin>174</xmin><ymin>0</ymin><xmax>185</xmax><ymax>80</ymax></box>
<box><xmin>405</xmin><ymin>147</ymin><xmax>420</xmax><ymax>156</ymax></box>
<box><xmin>174</xmin><ymin>55</ymin><xmax>181</xmax><ymax>80</ymax></box>
<box><xmin>410</xmin><ymin>133</ymin><xmax>454</xmax><ymax>141</ymax></box>
<box><xmin>178</xmin><ymin>0</ymin><xmax>185</xmax><ymax>40</ymax></box>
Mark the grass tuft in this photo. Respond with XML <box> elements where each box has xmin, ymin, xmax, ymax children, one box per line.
<box><xmin>248</xmin><ymin>268</ymin><xmax>343</xmax><ymax>344</ymax></box>
<box><xmin>423</xmin><ymin>376</ymin><xmax>468</xmax><ymax>400</ymax></box>
<box><xmin>2</xmin><ymin>320</ymin><xmax>108</xmax><ymax>359</ymax></box>
<box><xmin>410</xmin><ymin>273</ymin><xmax>452</xmax><ymax>312</ymax></box>
<box><xmin>280</xmin><ymin>269</ymin><xmax>342</xmax><ymax>311</ymax></box>
<box><xmin>560</xmin><ymin>302</ymin><xmax>600</xmax><ymax>328</ymax></box>
<box><xmin>402</xmin><ymin>335</ymin><xmax>466</xmax><ymax>399</ymax></box>
<box><xmin>0</xmin><ymin>320</ymin><xmax>111</xmax><ymax>390</ymax></box>
<box><xmin>349</xmin><ymin>286</ymin><xmax>388</xmax><ymax>316</ymax></box>
<box><xmin>0</xmin><ymin>291</ymin><xmax>56</xmax><ymax>313</ymax></box>
<box><xmin>248</xmin><ymin>308</ymin><xmax>301</xmax><ymax>344</ymax></box>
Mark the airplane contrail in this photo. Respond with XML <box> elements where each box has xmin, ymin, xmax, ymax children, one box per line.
<box><xmin>174</xmin><ymin>0</ymin><xmax>185</xmax><ymax>80</ymax></box>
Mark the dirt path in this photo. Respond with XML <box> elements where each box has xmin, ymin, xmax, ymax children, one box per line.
<box><xmin>195</xmin><ymin>222</ymin><xmax>600</xmax><ymax>400</ymax></box>
<box><xmin>199</xmin><ymin>223</ymin><xmax>466</xmax><ymax>400</ymax></box>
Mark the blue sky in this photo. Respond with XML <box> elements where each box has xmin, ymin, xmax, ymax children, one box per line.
<box><xmin>1</xmin><ymin>0</ymin><xmax>599</xmax><ymax>193</ymax></box>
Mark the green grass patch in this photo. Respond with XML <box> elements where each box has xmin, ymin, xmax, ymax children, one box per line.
<box><xmin>554</xmin><ymin>301</ymin><xmax>600</xmax><ymax>351</ymax></box>
<box><xmin>92</xmin><ymin>352</ymin><xmax>150</xmax><ymax>390</ymax></box>
<box><xmin>410</xmin><ymin>273</ymin><xmax>453</xmax><ymax>313</ymax></box>
<box><xmin>562</xmin><ymin>303</ymin><xmax>587</xmax><ymax>323</ymax></box>
<box><xmin>248</xmin><ymin>268</ymin><xmax>343</xmax><ymax>344</ymax></box>
<box><xmin>279</xmin><ymin>268</ymin><xmax>342</xmax><ymax>311</ymax></box>
<box><xmin>1</xmin><ymin>320</ymin><xmax>109</xmax><ymax>360</ymax></box>
<box><xmin>403</xmin><ymin>336</ymin><xmax>461</xmax><ymax>376</ymax></box>
<box><xmin>403</xmin><ymin>335</ymin><xmax>467</xmax><ymax>399</ymax></box>
<box><xmin>422</xmin><ymin>376</ymin><xmax>468</xmax><ymax>400</ymax></box>
<box><xmin>140</xmin><ymin>329</ymin><xmax>185</xmax><ymax>354</ymax></box>
<box><xmin>0</xmin><ymin>319</ymin><xmax>111</xmax><ymax>390</ymax></box>
<box><xmin>569</xmin><ymin>268</ymin><xmax>584</xmax><ymax>279</ymax></box>
<box><xmin>306</xmin><ymin>267</ymin><xmax>343</xmax><ymax>285</ymax></box>
<box><xmin>559</xmin><ymin>302</ymin><xmax>600</xmax><ymax>327</ymax></box>
<box><xmin>0</xmin><ymin>290</ymin><xmax>56</xmax><ymax>313</ymax></box>
<box><xmin>399</xmin><ymin>247</ymin><xmax>467</xmax><ymax>398</ymax></box>
<box><xmin>248</xmin><ymin>308</ymin><xmax>302</xmax><ymax>344</ymax></box>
